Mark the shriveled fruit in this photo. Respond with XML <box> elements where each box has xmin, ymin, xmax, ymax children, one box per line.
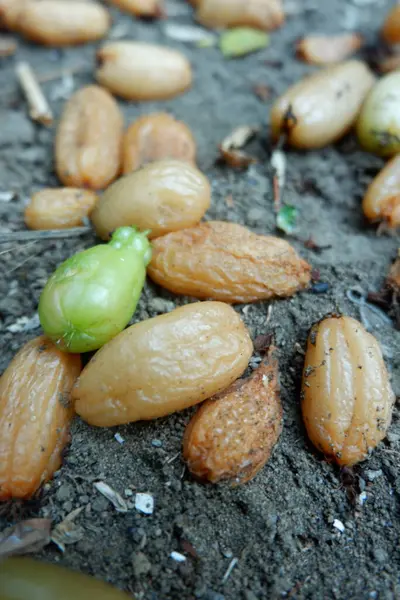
<box><xmin>24</xmin><ymin>188</ymin><xmax>97</xmax><ymax>230</ymax></box>
<box><xmin>15</xmin><ymin>0</ymin><xmax>110</xmax><ymax>46</ymax></box>
<box><xmin>362</xmin><ymin>154</ymin><xmax>400</xmax><ymax>228</ymax></box>
<box><xmin>91</xmin><ymin>160</ymin><xmax>210</xmax><ymax>240</ymax></box>
<box><xmin>96</xmin><ymin>42</ymin><xmax>192</xmax><ymax>101</ymax></box>
<box><xmin>55</xmin><ymin>85</ymin><xmax>123</xmax><ymax>190</ymax></box>
<box><xmin>382</xmin><ymin>4</ymin><xmax>400</xmax><ymax>45</ymax></box>
<box><xmin>148</xmin><ymin>221</ymin><xmax>311</xmax><ymax>303</ymax></box>
<box><xmin>0</xmin><ymin>557</ymin><xmax>131</xmax><ymax>599</ymax></box>
<box><xmin>183</xmin><ymin>346</ymin><xmax>283</xmax><ymax>485</ymax></box>
<box><xmin>271</xmin><ymin>60</ymin><xmax>375</xmax><ymax>149</ymax></box>
<box><xmin>301</xmin><ymin>316</ymin><xmax>395</xmax><ymax>466</ymax></box>
<box><xmin>196</xmin><ymin>0</ymin><xmax>284</xmax><ymax>31</ymax></box>
<box><xmin>0</xmin><ymin>0</ymin><xmax>26</xmax><ymax>30</ymax></box>
<box><xmin>0</xmin><ymin>336</ymin><xmax>81</xmax><ymax>500</ymax></box>
<box><xmin>356</xmin><ymin>71</ymin><xmax>400</xmax><ymax>157</ymax></box>
<box><xmin>108</xmin><ymin>0</ymin><xmax>163</xmax><ymax>17</ymax></box>
<box><xmin>123</xmin><ymin>113</ymin><xmax>196</xmax><ymax>174</ymax></box>
<box><xmin>72</xmin><ymin>301</ymin><xmax>253</xmax><ymax>426</ymax></box>
<box><xmin>296</xmin><ymin>33</ymin><xmax>363</xmax><ymax>65</ymax></box>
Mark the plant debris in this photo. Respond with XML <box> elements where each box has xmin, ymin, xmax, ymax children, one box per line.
<box><xmin>276</xmin><ymin>204</ymin><xmax>298</xmax><ymax>234</ymax></box>
<box><xmin>6</xmin><ymin>314</ymin><xmax>40</xmax><ymax>333</ymax></box>
<box><xmin>51</xmin><ymin>508</ymin><xmax>84</xmax><ymax>553</ymax></box>
<box><xmin>346</xmin><ymin>286</ymin><xmax>394</xmax><ymax>331</ymax></box>
<box><xmin>0</xmin><ymin>519</ymin><xmax>51</xmax><ymax>560</ymax></box>
<box><xmin>219</xmin><ymin>125</ymin><xmax>258</xmax><ymax>168</ymax></box>
<box><xmin>163</xmin><ymin>23</ymin><xmax>215</xmax><ymax>45</ymax></box>
<box><xmin>93</xmin><ymin>481</ymin><xmax>128</xmax><ymax>513</ymax></box>
<box><xmin>222</xmin><ymin>557</ymin><xmax>238</xmax><ymax>583</ymax></box>
<box><xmin>220</xmin><ymin>27</ymin><xmax>269</xmax><ymax>58</ymax></box>
<box><xmin>16</xmin><ymin>61</ymin><xmax>53</xmax><ymax>127</ymax></box>
<box><xmin>296</xmin><ymin>33</ymin><xmax>363</xmax><ymax>65</ymax></box>
<box><xmin>271</xmin><ymin>148</ymin><xmax>287</xmax><ymax>212</ymax></box>
<box><xmin>170</xmin><ymin>551</ymin><xmax>186</xmax><ymax>562</ymax></box>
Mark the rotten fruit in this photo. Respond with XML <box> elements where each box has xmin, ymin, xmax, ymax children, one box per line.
<box><xmin>301</xmin><ymin>316</ymin><xmax>395</xmax><ymax>466</ymax></box>
<box><xmin>72</xmin><ymin>301</ymin><xmax>253</xmax><ymax>426</ymax></box>
<box><xmin>91</xmin><ymin>159</ymin><xmax>210</xmax><ymax>240</ymax></box>
<box><xmin>0</xmin><ymin>336</ymin><xmax>81</xmax><ymax>500</ymax></box>
<box><xmin>183</xmin><ymin>346</ymin><xmax>283</xmax><ymax>485</ymax></box>
<box><xmin>55</xmin><ymin>85</ymin><xmax>123</xmax><ymax>190</ymax></box>
<box><xmin>148</xmin><ymin>221</ymin><xmax>311</xmax><ymax>303</ymax></box>
<box><xmin>38</xmin><ymin>227</ymin><xmax>151</xmax><ymax>353</ymax></box>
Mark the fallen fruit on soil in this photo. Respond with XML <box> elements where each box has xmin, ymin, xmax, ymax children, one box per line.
<box><xmin>296</xmin><ymin>33</ymin><xmax>363</xmax><ymax>65</ymax></box>
<box><xmin>109</xmin><ymin>0</ymin><xmax>163</xmax><ymax>17</ymax></box>
<box><xmin>24</xmin><ymin>188</ymin><xmax>97</xmax><ymax>230</ymax></box>
<box><xmin>195</xmin><ymin>0</ymin><xmax>284</xmax><ymax>31</ymax></box>
<box><xmin>381</xmin><ymin>4</ymin><xmax>400</xmax><ymax>45</ymax></box>
<box><xmin>270</xmin><ymin>60</ymin><xmax>375</xmax><ymax>148</ymax></box>
<box><xmin>55</xmin><ymin>85</ymin><xmax>123</xmax><ymax>190</ymax></box>
<box><xmin>96</xmin><ymin>42</ymin><xmax>192</xmax><ymax>100</ymax></box>
<box><xmin>39</xmin><ymin>227</ymin><xmax>151</xmax><ymax>353</ymax></box>
<box><xmin>183</xmin><ymin>345</ymin><xmax>283</xmax><ymax>484</ymax></box>
<box><xmin>122</xmin><ymin>113</ymin><xmax>196</xmax><ymax>174</ymax></box>
<box><xmin>301</xmin><ymin>316</ymin><xmax>395</xmax><ymax>466</ymax></box>
<box><xmin>0</xmin><ymin>0</ymin><xmax>25</xmax><ymax>30</ymax></box>
<box><xmin>72</xmin><ymin>301</ymin><xmax>253</xmax><ymax>426</ymax></box>
<box><xmin>91</xmin><ymin>160</ymin><xmax>210</xmax><ymax>240</ymax></box>
<box><xmin>362</xmin><ymin>154</ymin><xmax>400</xmax><ymax>228</ymax></box>
<box><xmin>0</xmin><ymin>336</ymin><xmax>81</xmax><ymax>500</ymax></box>
<box><xmin>0</xmin><ymin>557</ymin><xmax>131</xmax><ymax>599</ymax></box>
<box><xmin>14</xmin><ymin>0</ymin><xmax>110</xmax><ymax>46</ymax></box>
<box><xmin>148</xmin><ymin>221</ymin><xmax>311</xmax><ymax>303</ymax></box>
<box><xmin>356</xmin><ymin>71</ymin><xmax>400</xmax><ymax>157</ymax></box>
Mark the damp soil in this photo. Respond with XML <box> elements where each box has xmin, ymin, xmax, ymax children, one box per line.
<box><xmin>0</xmin><ymin>1</ymin><xmax>400</xmax><ymax>599</ymax></box>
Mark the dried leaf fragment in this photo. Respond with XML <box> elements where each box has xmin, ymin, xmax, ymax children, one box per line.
<box><xmin>183</xmin><ymin>346</ymin><xmax>283</xmax><ymax>484</ymax></box>
<box><xmin>93</xmin><ymin>481</ymin><xmax>128</xmax><ymax>513</ymax></box>
<box><xmin>0</xmin><ymin>519</ymin><xmax>51</xmax><ymax>560</ymax></box>
<box><xmin>296</xmin><ymin>33</ymin><xmax>363</xmax><ymax>65</ymax></box>
<box><xmin>276</xmin><ymin>204</ymin><xmax>297</xmax><ymax>234</ymax></box>
<box><xmin>220</xmin><ymin>27</ymin><xmax>269</xmax><ymax>58</ymax></box>
<box><xmin>51</xmin><ymin>509</ymin><xmax>84</xmax><ymax>553</ymax></box>
<box><xmin>219</xmin><ymin>125</ymin><xmax>258</xmax><ymax>168</ymax></box>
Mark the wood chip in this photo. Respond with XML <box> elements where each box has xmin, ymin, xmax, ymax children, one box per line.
<box><xmin>16</xmin><ymin>61</ymin><xmax>53</xmax><ymax>126</ymax></box>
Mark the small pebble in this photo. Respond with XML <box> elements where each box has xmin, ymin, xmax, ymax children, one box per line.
<box><xmin>151</xmin><ymin>439</ymin><xmax>163</xmax><ymax>448</ymax></box>
<box><xmin>135</xmin><ymin>493</ymin><xmax>154</xmax><ymax>515</ymax></box>
<box><xmin>114</xmin><ymin>433</ymin><xmax>125</xmax><ymax>444</ymax></box>
<box><xmin>170</xmin><ymin>551</ymin><xmax>186</xmax><ymax>563</ymax></box>
<box><xmin>333</xmin><ymin>519</ymin><xmax>345</xmax><ymax>533</ymax></box>
<box><xmin>132</xmin><ymin>551</ymin><xmax>152</xmax><ymax>578</ymax></box>
<box><xmin>364</xmin><ymin>469</ymin><xmax>383</xmax><ymax>482</ymax></box>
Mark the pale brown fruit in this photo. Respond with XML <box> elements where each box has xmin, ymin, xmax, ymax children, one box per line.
<box><xmin>301</xmin><ymin>316</ymin><xmax>395</xmax><ymax>467</ymax></box>
<box><xmin>24</xmin><ymin>188</ymin><xmax>98</xmax><ymax>230</ymax></box>
<box><xmin>183</xmin><ymin>346</ymin><xmax>283</xmax><ymax>485</ymax></box>
<box><xmin>0</xmin><ymin>0</ymin><xmax>27</xmax><ymax>30</ymax></box>
<box><xmin>96</xmin><ymin>42</ymin><xmax>192</xmax><ymax>101</ymax></box>
<box><xmin>296</xmin><ymin>33</ymin><xmax>363</xmax><ymax>65</ymax></box>
<box><xmin>108</xmin><ymin>0</ymin><xmax>163</xmax><ymax>18</ymax></box>
<box><xmin>72</xmin><ymin>301</ymin><xmax>253</xmax><ymax>426</ymax></box>
<box><xmin>0</xmin><ymin>336</ymin><xmax>81</xmax><ymax>500</ymax></box>
<box><xmin>196</xmin><ymin>0</ymin><xmax>284</xmax><ymax>31</ymax></box>
<box><xmin>15</xmin><ymin>0</ymin><xmax>111</xmax><ymax>46</ymax></box>
<box><xmin>91</xmin><ymin>160</ymin><xmax>210</xmax><ymax>240</ymax></box>
<box><xmin>382</xmin><ymin>4</ymin><xmax>400</xmax><ymax>45</ymax></box>
<box><xmin>270</xmin><ymin>60</ymin><xmax>375</xmax><ymax>149</ymax></box>
<box><xmin>123</xmin><ymin>113</ymin><xmax>196</xmax><ymax>175</ymax></box>
<box><xmin>362</xmin><ymin>155</ymin><xmax>400</xmax><ymax>228</ymax></box>
<box><xmin>148</xmin><ymin>221</ymin><xmax>311</xmax><ymax>303</ymax></box>
<box><xmin>55</xmin><ymin>85</ymin><xmax>123</xmax><ymax>190</ymax></box>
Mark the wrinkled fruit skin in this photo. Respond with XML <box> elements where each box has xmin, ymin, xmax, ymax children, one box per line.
<box><xmin>382</xmin><ymin>4</ymin><xmax>400</xmax><ymax>45</ymax></box>
<box><xmin>91</xmin><ymin>159</ymin><xmax>210</xmax><ymax>240</ymax></box>
<box><xmin>24</xmin><ymin>188</ymin><xmax>97</xmax><ymax>230</ymax></box>
<box><xmin>183</xmin><ymin>346</ymin><xmax>283</xmax><ymax>485</ymax></box>
<box><xmin>0</xmin><ymin>336</ymin><xmax>81</xmax><ymax>500</ymax></box>
<box><xmin>0</xmin><ymin>558</ymin><xmax>131</xmax><ymax>599</ymax></box>
<box><xmin>148</xmin><ymin>221</ymin><xmax>311</xmax><ymax>303</ymax></box>
<box><xmin>357</xmin><ymin>71</ymin><xmax>400</xmax><ymax>157</ymax></box>
<box><xmin>14</xmin><ymin>0</ymin><xmax>110</xmax><ymax>46</ymax></box>
<box><xmin>109</xmin><ymin>0</ymin><xmax>163</xmax><ymax>17</ymax></box>
<box><xmin>39</xmin><ymin>227</ymin><xmax>151</xmax><ymax>354</ymax></box>
<box><xmin>72</xmin><ymin>301</ymin><xmax>253</xmax><ymax>426</ymax></box>
<box><xmin>96</xmin><ymin>42</ymin><xmax>192</xmax><ymax>101</ymax></box>
<box><xmin>271</xmin><ymin>60</ymin><xmax>375</xmax><ymax>149</ymax></box>
<box><xmin>123</xmin><ymin>113</ymin><xmax>196</xmax><ymax>174</ymax></box>
<box><xmin>196</xmin><ymin>0</ymin><xmax>284</xmax><ymax>31</ymax></box>
<box><xmin>55</xmin><ymin>85</ymin><xmax>123</xmax><ymax>190</ymax></box>
<box><xmin>362</xmin><ymin>154</ymin><xmax>400</xmax><ymax>228</ymax></box>
<box><xmin>301</xmin><ymin>316</ymin><xmax>395</xmax><ymax>466</ymax></box>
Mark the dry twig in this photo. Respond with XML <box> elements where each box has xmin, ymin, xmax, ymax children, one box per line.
<box><xmin>16</xmin><ymin>61</ymin><xmax>53</xmax><ymax>126</ymax></box>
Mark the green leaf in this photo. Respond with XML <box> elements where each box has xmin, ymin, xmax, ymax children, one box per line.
<box><xmin>276</xmin><ymin>205</ymin><xmax>298</xmax><ymax>234</ymax></box>
<box><xmin>219</xmin><ymin>28</ymin><xmax>269</xmax><ymax>58</ymax></box>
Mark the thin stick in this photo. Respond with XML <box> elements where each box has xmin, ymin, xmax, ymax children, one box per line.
<box><xmin>0</xmin><ymin>226</ymin><xmax>92</xmax><ymax>244</ymax></box>
<box><xmin>16</xmin><ymin>61</ymin><xmax>54</xmax><ymax>127</ymax></box>
<box><xmin>222</xmin><ymin>557</ymin><xmax>238</xmax><ymax>584</ymax></box>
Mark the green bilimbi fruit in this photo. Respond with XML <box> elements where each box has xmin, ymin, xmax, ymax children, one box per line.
<box><xmin>39</xmin><ymin>227</ymin><xmax>151</xmax><ymax>353</ymax></box>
